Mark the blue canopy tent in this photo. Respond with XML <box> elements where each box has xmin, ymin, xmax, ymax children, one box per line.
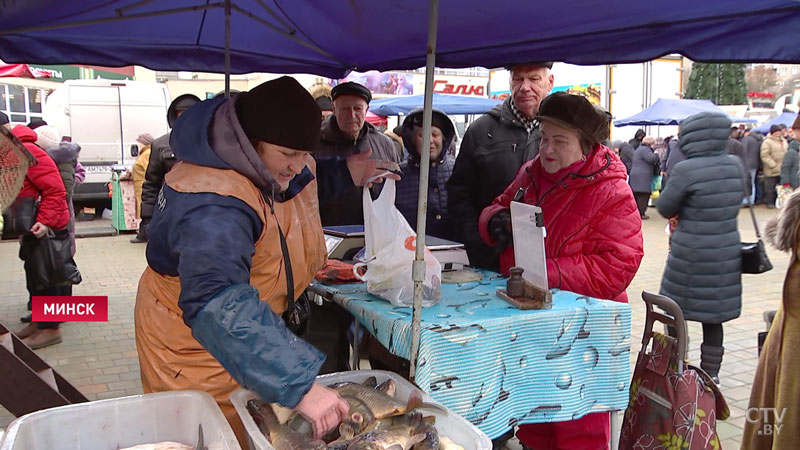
<box><xmin>614</xmin><ymin>98</ymin><xmax>757</xmax><ymax>126</ymax></box>
<box><xmin>369</xmin><ymin>93</ymin><xmax>501</xmax><ymax>116</ymax></box>
<box><xmin>753</xmin><ymin>111</ymin><xmax>799</xmax><ymax>133</ymax></box>
<box><xmin>2</xmin><ymin>1</ymin><xmax>800</xmax><ymax>77</ymax></box>
<box><xmin>4</xmin><ymin>3</ymin><xmax>800</xmax><ymax>439</ymax></box>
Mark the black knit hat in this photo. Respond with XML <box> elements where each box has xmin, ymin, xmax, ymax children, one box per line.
<box><xmin>27</xmin><ymin>118</ymin><xmax>47</xmax><ymax>129</ymax></box>
<box><xmin>331</xmin><ymin>82</ymin><xmax>372</xmax><ymax>103</ymax></box>
<box><xmin>235</xmin><ymin>76</ymin><xmax>321</xmax><ymax>152</ymax></box>
<box><xmin>770</xmin><ymin>124</ymin><xmax>783</xmax><ymax>134</ymax></box>
<box><xmin>536</xmin><ymin>92</ymin><xmax>609</xmax><ymax>145</ymax></box>
<box><xmin>315</xmin><ymin>96</ymin><xmax>333</xmax><ymax>111</ymax></box>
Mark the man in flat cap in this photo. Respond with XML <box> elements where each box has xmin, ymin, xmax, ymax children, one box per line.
<box><xmin>316</xmin><ymin>81</ymin><xmax>400</xmax><ymax>226</ymax></box>
<box><xmin>447</xmin><ymin>62</ymin><xmax>554</xmax><ymax>272</ymax></box>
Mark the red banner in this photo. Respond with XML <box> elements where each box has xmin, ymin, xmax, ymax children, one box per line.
<box><xmin>32</xmin><ymin>296</ymin><xmax>109</xmax><ymax>322</ymax></box>
<box><xmin>0</xmin><ymin>63</ymin><xmax>53</xmax><ymax>78</ymax></box>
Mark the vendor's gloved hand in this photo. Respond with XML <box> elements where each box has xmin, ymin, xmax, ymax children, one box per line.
<box><xmin>488</xmin><ymin>211</ymin><xmax>513</xmax><ymax>250</ymax></box>
<box><xmin>294</xmin><ymin>383</ymin><xmax>349</xmax><ymax>439</ymax></box>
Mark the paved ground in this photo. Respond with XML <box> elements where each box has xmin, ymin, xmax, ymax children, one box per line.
<box><xmin>0</xmin><ymin>206</ymin><xmax>788</xmax><ymax>449</ymax></box>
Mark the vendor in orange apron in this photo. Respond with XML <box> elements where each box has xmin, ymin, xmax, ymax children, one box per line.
<box><xmin>134</xmin><ymin>77</ymin><xmax>399</xmax><ymax>445</ymax></box>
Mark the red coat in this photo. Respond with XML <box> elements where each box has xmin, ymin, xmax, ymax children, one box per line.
<box><xmin>479</xmin><ymin>144</ymin><xmax>643</xmax><ymax>303</ymax></box>
<box><xmin>12</xmin><ymin>125</ymin><xmax>69</xmax><ymax>230</ymax></box>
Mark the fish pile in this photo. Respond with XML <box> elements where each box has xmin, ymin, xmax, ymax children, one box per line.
<box><xmin>246</xmin><ymin>376</ymin><xmax>465</xmax><ymax>450</ymax></box>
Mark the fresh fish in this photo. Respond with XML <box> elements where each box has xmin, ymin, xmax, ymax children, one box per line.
<box><xmin>411</xmin><ymin>420</ymin><xmax>438</xmax><ymax>450</ymax></box>
<box><xmin>364</xmin><ymin>412</ymin><xmax>433</xmax><ymax>433</ymax></box>
<box><xmin>346</xmin><ymin>414</ymin><xmax>426</xmax><ymax>450</ymax></box>
<box><xmin>375</xmin><ymin>379</ymin><xmax>396</xmax><ymax>397</ymax></box>
<box><xmin>345</xmin><ymin>430</ymin><xmax>425</xmax><ymax>450</ymax></box>
<box><xmin>362</xmin><ymin>376</ymin><xmax>378</xmax><ymax>388</ymax></box>
<box><xmin>333</xmin><ymin>382</ymin><xmax>422</xmax><ymax>420</ymax></box>
<box><xmin>332</xmin><ymin>383</ymin><xmax>447</xmax><ymax>436</ymax></box>
<box><xmin>246</xmin><ymin>399</ymin><xmax>326</xmax><ymax>450</ymax></box>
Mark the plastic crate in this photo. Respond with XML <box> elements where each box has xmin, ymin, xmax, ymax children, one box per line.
<box><xmin>0</xmin><ymin>390</ymin><xmax>240</xmax><ymax>450</ymax></box>
<box><xmin>230</xmin><ymin>369</ymin><xmax>491</xmax><ymax>450</ymax></box>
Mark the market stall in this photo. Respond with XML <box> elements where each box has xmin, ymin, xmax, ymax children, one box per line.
<box><xmin>308</xmin><ymin>273</ymin><xmax>631</xmax><ymax>440</ymax></box>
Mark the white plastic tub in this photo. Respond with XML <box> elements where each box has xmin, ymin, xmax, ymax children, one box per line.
<box><xmin>0</xmin><ymin>390</ymin><xmax>240</xmax><ymax>450</ymax></box>
<box><xmin>230</xmin><ymin>369</ymin><xmax>491</xmax><ymax>450</ymax></box>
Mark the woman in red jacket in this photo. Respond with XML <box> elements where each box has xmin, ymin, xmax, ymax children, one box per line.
<box><xmin>479</xmin><ymin>93</ymin><xmax>643</xmax><ymax>449</ymax></box>
<box><xmin>12</xmin><ymin>124</ymin><xmax>70</xmax><ymax>349</ymax></box>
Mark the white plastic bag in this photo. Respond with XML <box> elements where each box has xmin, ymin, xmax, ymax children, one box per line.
<box><xmin>353</xmin><ymin>179</ymin><xmax>441</xmax><ymax>307</ymax></box>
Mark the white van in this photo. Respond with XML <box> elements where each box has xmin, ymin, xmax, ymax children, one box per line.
<box><xmin>43</xmin><ymin>79</ymin><xmax>170</xmax><ymax>203</ymax></box>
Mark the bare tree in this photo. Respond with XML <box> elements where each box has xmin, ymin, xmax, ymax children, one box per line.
<box><xmin>746</xmin><ymin>65</ymin><xmax>779</xmax><ymax>94</ymax></box>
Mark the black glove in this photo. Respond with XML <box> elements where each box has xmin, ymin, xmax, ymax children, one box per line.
<box><xmin>488</xmin><ymin>211</ymin><xmax>513</xmax><ymax>250</ymax></box>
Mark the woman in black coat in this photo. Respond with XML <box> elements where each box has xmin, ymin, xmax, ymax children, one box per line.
<box><xmin>656</xmin><ymin>111</ymin><xmax>744</xmax><ymax>384</ymax></box>
<box><xmin>628</xmin><ymin>136</ymin><xmax>659</xmax><ymax>219</ymax></box>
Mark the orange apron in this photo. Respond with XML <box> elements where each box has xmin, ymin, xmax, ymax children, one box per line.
<box><xmin>134</xmin><ymin>162</ymin><xmax>326</xmax><ymax>446</ymax></box>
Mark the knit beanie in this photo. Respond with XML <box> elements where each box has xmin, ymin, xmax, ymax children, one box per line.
<box><xmin>35</xmin><ymin>125</ymin><xmax>61</xmax><ymax>150</ymax></box>
<box><xmin>235</xmin><ymin>76</ymin><xmax>321</xmax><ymax>151</ymax></box>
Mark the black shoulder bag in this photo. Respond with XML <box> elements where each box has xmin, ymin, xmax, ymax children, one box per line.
<box><xmin>262</xmin><ymin>190</ymin><xmax>311</xmax><ymax>336</ymax></box>
<box><xmin>2</xmin><ymin>196</ymin><xmax>38</xmax><ymax>239</ymax></box>
<box><xmin>737</xmin><ymin>161</ymin><xmax>773</xmax><ymax>274</ymax></box>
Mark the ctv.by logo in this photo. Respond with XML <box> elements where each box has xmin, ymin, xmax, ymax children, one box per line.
<box><xmin>745</xmin><ymin>408</ymin><xmax>786</xmax><ymax>436</ymax></box>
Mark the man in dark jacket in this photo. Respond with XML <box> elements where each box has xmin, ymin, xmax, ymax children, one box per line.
<box><xmin>663</xmin><ymin>137</ymin><xmax>686</xmax><ymax>187</ymax></box>
<box><xmin>134</xmin><ymin>94</ymin><xmax>201</xmax><ymax>243</ymax></box>
<box><xmin>619</xmin><ymin>141</ymin><xmax>635</xmax><ymax>174</ymax></box>
<box><xmin>727</xmin><ymin>127</ymin><xmax>750</xmax><ymax>191</ymax></box>
<box><xmin>741</xmin><ymin>129</ymin><xmax>763</xmax><ymax>203</ymax></box>
<box><xmin>316</xmin><ymin>81</ymin><xmax>400</xmax><ymax>226</ymax></box>
<box><xmin>629</xmin><ymin>128</ymin><xmax>646</xmax><ymax>149</ymax></box>
<box><xmin>780</xmin><ymin>120</ymin><xmax>800</xmax><ymax>189</ymax></box>
<box><xmin>446</xmin><ymin>62</ymin><xmax>553</xmax><ymax>271</ymax></box>
<box><xmin>629</xmin><ymin>137</ymin><xmax>659</xmax><ymax>219</ymax></box>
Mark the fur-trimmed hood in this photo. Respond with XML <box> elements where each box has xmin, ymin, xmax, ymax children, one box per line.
<box><xmin>46</xmin><ymin>142</ymin><xmax>80</xmax><ymax>164</ymax></box>
<box><xmin>765</xmin><ymin>188</ymin><xmax>800</xmax><ymax>252</ymax></box>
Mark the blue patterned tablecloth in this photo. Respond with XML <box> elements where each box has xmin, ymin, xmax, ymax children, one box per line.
<box><xmin>308</xmin><ymin>272</ymin><xmax>631</xmax><ymax>439</ymax></box>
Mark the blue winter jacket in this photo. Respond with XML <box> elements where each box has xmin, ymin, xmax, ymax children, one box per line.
<box><xmin>145</xmin><ymin>97</ymin><xmax>352</xmax><ymax>407</ymax></box>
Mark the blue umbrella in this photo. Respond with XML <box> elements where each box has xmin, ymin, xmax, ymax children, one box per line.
<box><xmin>753</xmin><ymin>111</ymin><xmax>798</xmax><ymax>133</ymax></box>
<box><xmin>614</xmin><ymin>98</ymin><xmax>756</xmax><ymax>126</ymax></box>
<box><xmin>369</xmin><ymin>93</ymin><xmax>501</xmax><ymax>116</ymax></box>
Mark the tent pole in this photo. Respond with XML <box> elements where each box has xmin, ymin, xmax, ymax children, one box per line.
<box><xmin>409</xmin><ymin>0</ymin><xmax>439</xmax><ymax>382</ymax></box>
<box><xmin>224</xmin><ymin>0</ymin><xmax>231</xmax><ymax>98</ymax></box>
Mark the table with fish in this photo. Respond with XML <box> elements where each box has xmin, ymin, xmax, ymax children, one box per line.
<box><xmin>308</xmin><ymin>271</ymin><xmax>632</xmax><ymax>439</ymax></box>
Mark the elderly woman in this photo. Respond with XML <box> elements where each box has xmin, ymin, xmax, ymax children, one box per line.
<box><xmin>134</xmin><ymin>77</ymin><xmax>398</xmax><ymax>445</ymax></box>
<box><xmin>479</xmin><ymin>92</ymin><xmax>644</xmax><ymax>449</ymax></box>
<box><xmin>656</xmin><ymin>111</ymin><xmax>744</xmax><ymax>385</ymax></box>
<box><xmin>11</xmin><ymin>124</ymin><xmax>70</xmax><ymax>349</ymax></box>
<box><xmin>629</xmin><ymin>136</ymin><xmax>659</xmax><ymax>219</ymax></box>
<box><xmin>395</xmin><ymin>107</ymin><xmax>457</xmax><ymax>241</ymax></box>
<box><xmin>742</xmin><ymin>188</ymin><xmax>800</xmax><ymax>449</ymax></box>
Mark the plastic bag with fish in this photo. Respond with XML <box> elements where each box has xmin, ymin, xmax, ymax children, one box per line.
<box><xmin>353</xmin><ymin>179</ymin><xmax>441</xmax><ymax>307</ymax></box>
